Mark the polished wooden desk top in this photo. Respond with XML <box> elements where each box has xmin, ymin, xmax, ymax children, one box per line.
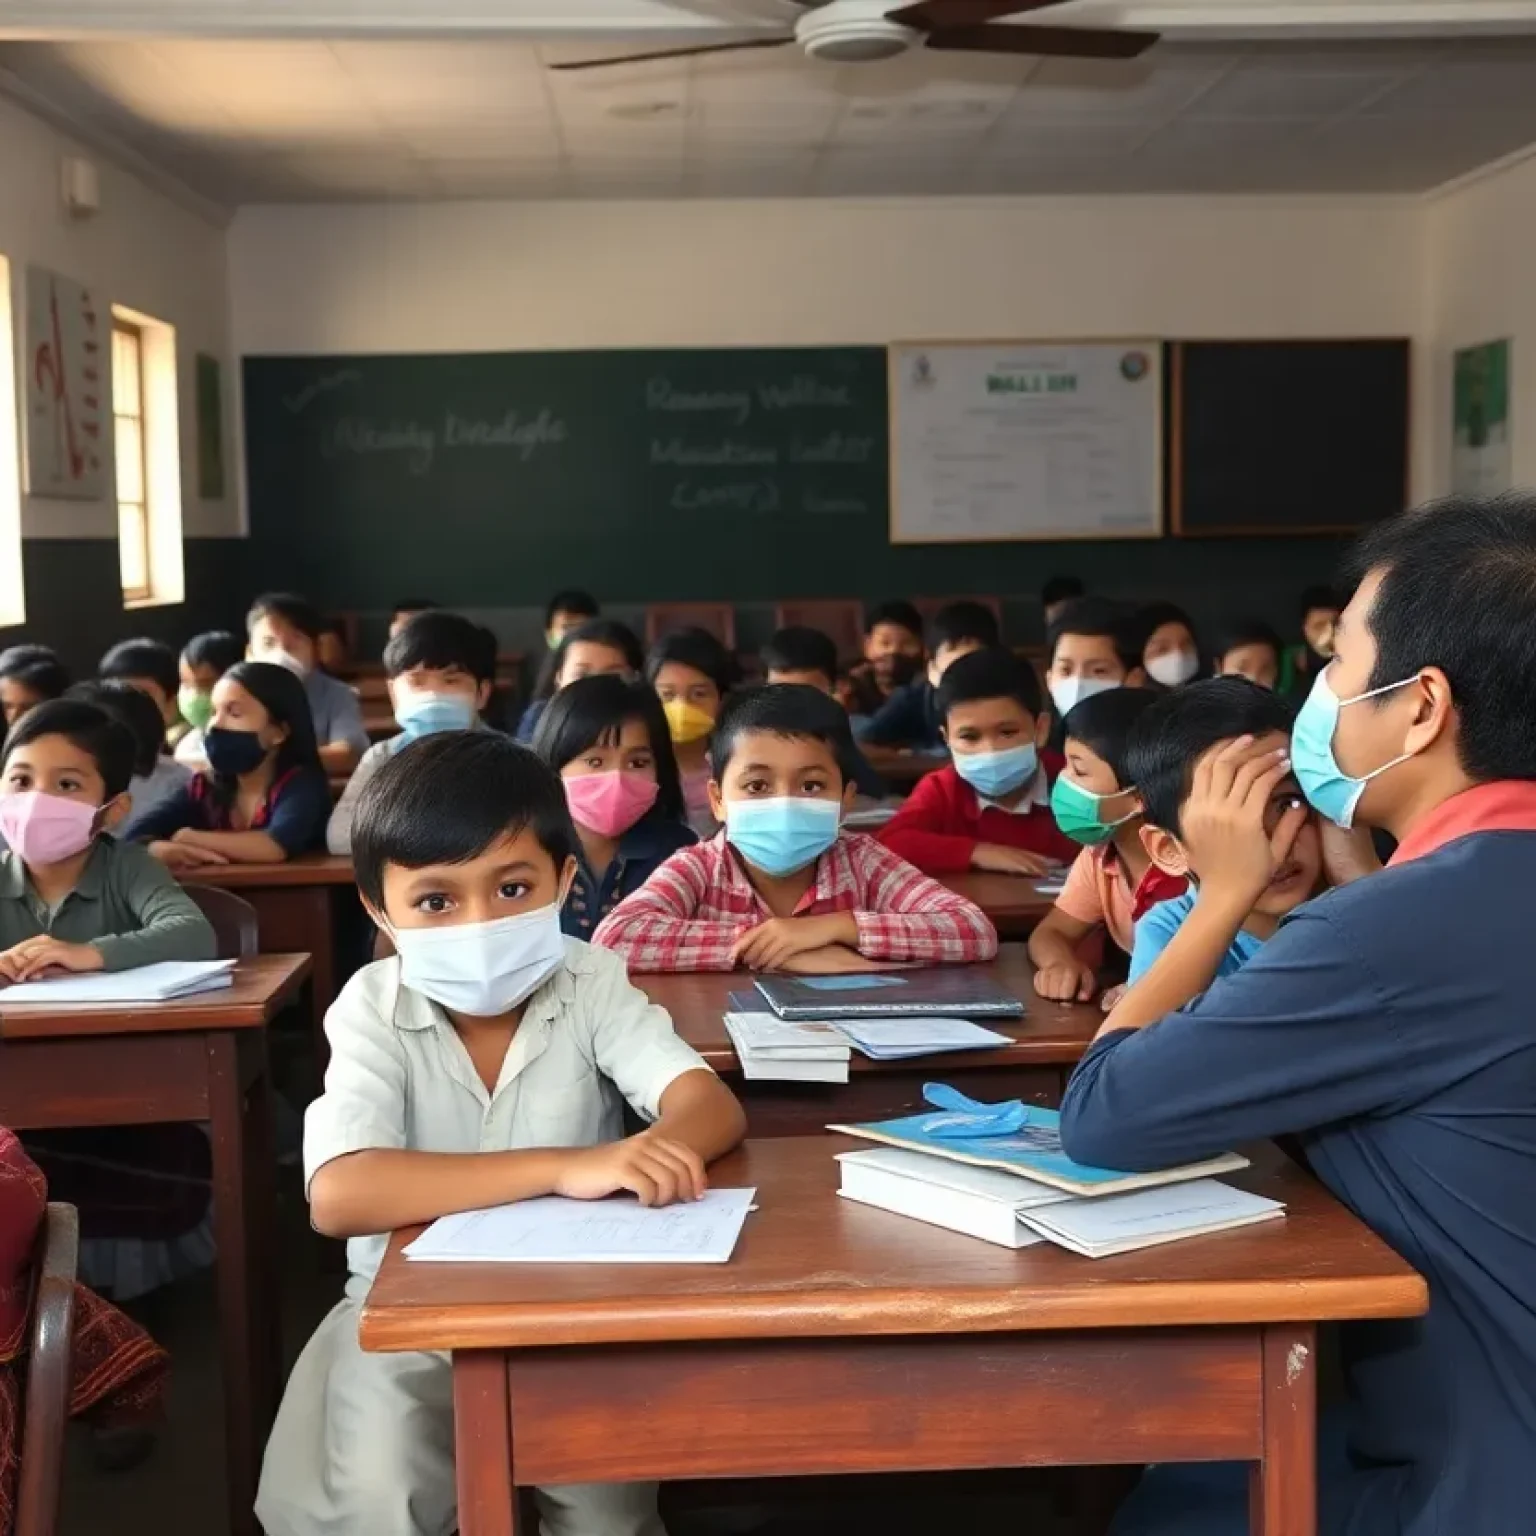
<box><xmin>361</xmin><ymin>1137</ymin><xmax>1428</xmax><ymax>1355</ymax></box>
<box><xmin>0</xmin><ymin>953</ymin><xmax>312</xmax><ymax>1039</ymax></box>
<box><xmin>940</xmin><ymin>872</ymin><xmax>1059</xmax><ymax>923</ymax></box>
<box><xmin>636</xmin><ymin>943</ymin><xmax>1099</xmax><ymax>1071</ymax></box>
<box><xmin>180</xmin><ymin>853</ymin><xmax>357</xmax><ymax>890</ymax></box>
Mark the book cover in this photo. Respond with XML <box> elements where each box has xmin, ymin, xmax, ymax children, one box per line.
<box><xmin>755</xmin><ymin>968</ymin><xmax>1025</xmax><ymax>1021</ymax></box>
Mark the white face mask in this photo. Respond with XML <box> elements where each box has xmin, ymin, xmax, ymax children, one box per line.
<box><xmin>388</xmin><ymin>900</ymin><xmax>566</xmax><ymax>1017</ymax></box>
<box><xmin>1146</xmin><ymin>650</ymin><xmax>1200</xmax><ymax>688</ymax></box>
<box><xmin>1049</xmin><ymin>675</ymin><xmax>1119</xmax><ymax>719</ymax></box>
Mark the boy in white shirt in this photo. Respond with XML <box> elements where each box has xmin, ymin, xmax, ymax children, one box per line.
<box><xmin>257</xmin><ymin>731</ymin><xmax>747</xmax><ymax>1536</ymax></box>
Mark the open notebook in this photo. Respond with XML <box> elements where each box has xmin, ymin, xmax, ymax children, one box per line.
<box><xmin>0</xmin><ymin>959</ymin><xmax>238</xmax><ymax>1004</ymax></box>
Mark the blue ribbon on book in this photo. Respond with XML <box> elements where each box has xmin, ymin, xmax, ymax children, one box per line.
<box><xmin>917</xmin><ymin>1083</ymin><xmax>1030</xmax><ymax>1139</ymax></box>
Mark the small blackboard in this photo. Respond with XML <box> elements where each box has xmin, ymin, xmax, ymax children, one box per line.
<box><xmin>1168</xmin><ymin>339</ymin><xmax>1410</xmax><ymax>536</ymax></box>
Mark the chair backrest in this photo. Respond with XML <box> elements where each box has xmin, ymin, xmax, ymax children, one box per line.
<box><xmin>185</xmin><ymin>885</ymin><xmax>260</xmax><ymax>959</ymax></box>
<box><xmin>16</xmin><ymin>1203</ymin><xmax>78</xmax><ymax>1536</ymax></box>
<box><xmin>772</xmin><ymin>600</ymin><xmax>866</xmax><ymax>666</ymax></box>
<box><xmin>644</xmin><ymin>602</ymin><xmax>737</xmax><ymax>650</ymax></box>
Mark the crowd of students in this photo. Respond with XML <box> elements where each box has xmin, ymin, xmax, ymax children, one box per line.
<box><xmin>0</xmin><ymin>496</ymin><xmax>1532</xmax><ymax>1536</ymax></box>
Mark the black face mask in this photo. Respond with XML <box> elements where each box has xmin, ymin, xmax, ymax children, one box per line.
<box><xmin>203</xmin><ymin>727</ymin><xmax>270</xmax><ymax>777</ymax></box>
<box><xmin>875</xmin><ymin>653</ymin><xmax>921</xmax><ymax>689</ymax></box>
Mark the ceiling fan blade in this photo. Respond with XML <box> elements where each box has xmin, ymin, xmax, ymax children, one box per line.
<box><xmin>549</xmin><ymin>35</ymin><xmax>793</xmax><ymax>71</ymax></box>
<box><xmin>925</xmin><ymin>23</ymin><xmax>1158</xmax><ymax>59</ymax></box>
<box><xmin>888</xmin><ymin>0</ymin><xmax>1064</xmax><ymax>29</ymax></box>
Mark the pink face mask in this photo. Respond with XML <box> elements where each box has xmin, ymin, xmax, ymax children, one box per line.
<box><xmin>0</xmin><ymin>791</ymin><xmax>100</xmax><ymax>866</ymax></box>
<box><xmin>563</xmin><ymin>770</ymin><xmax>659</xmax><ymax>839</ymax></box>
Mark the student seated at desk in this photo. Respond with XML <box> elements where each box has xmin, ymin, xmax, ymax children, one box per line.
<box><xmin>1213</xmin><ymin>617</ymin><xmax>1283</xmax><ymax>691</ymax></box>
<box><xmin>1044</xmin><ymin>597</ymin><xmax>1147</xmax><ymax>722</ymax></box>
<box><xmin>98</xmin><ymin>637</ymin><xmax>186</xmax><ymax>751</ymax></box>
<box><xmin>68</xmin><ymin>681</ymin><xmax>193</xmax><ymax>842</ymax></box>
<box><xmin>0</xmin><ymin>699</ymin><xmax>214</xmax><ymax>980</ymax></box>
<box><xmin>1280</xmin><ymin>581</ymin><xmax>1341</xmax><ymax>697</ymax></box>
<box><xmin>594</xmin><ymin>684</ymin><xmax>996</xmax><ymax>973</ymax></box>
<box><xmin>858</xmin><ymin>599</ymin><xmax>999</xmax><ymax>753</ymax></box>
<box><xmin>515</xmin><ymin>618</ymin><xmax>643</xmax><ymax>744</ymax></box>
<box><xmin>0</xmin><ymin>644</ymin><xmax>69</xmax><ymax>729</ymax></box>
<box><xmin>544</xmin><ymin>587</ymin><xmax>600</xmax><ymax>650</ymax></box>
<box><xmin>172</xmin><ymin>629</ymin><xmax>243</xmax><ymax>769</ymax></box>
<box><xmin>762</xmin><ymin>625</ymin><xmax>886</xmax><ymax>798</ymax></box>
<box><xmin>533</xmin><ymin>674</ymin><xmax>696</xmax><ymax>939</ymax></box>
<box><xmin>841</xmin><ymin>599</ymin><xmax>926</xmax><ymax>719</ymax></box>
<box><xmin>880</xmin><ymin>648</ymin><xmax>1078</xmax><ymax>877</ymax></box>
<box><xmin>387</xmin><ymin>597</ymin><xmax>437</xmax><ymax>643</ymax></box>
<box><xmin>648</xmin><ymin>626</ymin><xmax>740</xmax><ymax>838</ymax></box>
<box><xmin>1137</xmin><ymin>602</ymin><xmax>1204</xmax><ymax>690</ymax></box>
<box><xmin>1041</xmin><ymin>574</ymin><xmax>1085</xmax><ymax>630</ymax></box>
<box><xmin>328</xmin><ymin>611</ymin><xmax>496</xmax><ymax>855</ymax></box>
<box><xmin>1061</xmin><ymin>494</ymin><xmax>1536</xmax><ymax>1536</ymax></box>
<box><xmin>247</xmin><ymin>592</ymin><xmax>370</xmax><ymax>774</ymax></box>
<box><xmin>137</xmin><ymin>662</ymin><xmax>330</xmax><ymax>869</ymax></box>
<box><xmin>257</xmin><ymin>731</ymin><xmax>744</xmax><ymax>1536</ymax></box>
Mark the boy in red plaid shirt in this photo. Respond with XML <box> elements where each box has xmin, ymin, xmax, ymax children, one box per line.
<box><xmin>593</xmin><ymin>685</ymin><xmax>997</xmax><ymax>974</ymax></box>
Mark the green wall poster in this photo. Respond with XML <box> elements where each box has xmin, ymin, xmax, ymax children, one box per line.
<box><xmin>1452</xmin><ymin>338</ymin><xmax>1511</xmax><ymax>497</ymax></box>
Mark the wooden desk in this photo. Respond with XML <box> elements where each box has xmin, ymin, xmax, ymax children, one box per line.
<box><xmin>940</xmin><ymin>871</ymin><xmax>1058</xmax><ymax>939</ymax></box>
<box><xmin>636</xmin><ymin>945</ymin><xmax>1098</xmax><ymax>1134</ymax></box>
<box><xmin>362</xmin><ymin>1137</ymin><xmax>1428</xmax><ymax>1536</ymax></box>
<box><xmin>0</xmin><ymin>954</ymin><xmax>311</xmax><ymax>1536</ymax></box>
<box><xmin>861</xmin><ymin>747</ymin><xmax>946</xmax><ymax>793</ymax></box>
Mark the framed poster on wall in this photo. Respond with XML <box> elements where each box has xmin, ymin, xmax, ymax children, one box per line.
<box><xmin>1451</xmin><ymin>338</ymin><xmax>1511</xmax><ymax>499</ymax></box>
<box><xmin>24</xmin><ymin>265</ymin><xmax>107</xmax><ymax>500</ymax></box>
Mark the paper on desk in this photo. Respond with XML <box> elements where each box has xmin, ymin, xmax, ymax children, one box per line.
<box><xmin>403</xmin><ymin>1187</ymin><xmax>758</xmax><ymax>1264</ymax></box>
<box><xmin>833</xmin><ymin>1017</ymin><xmax>1012</xmax><ymax>1060</ymax></box>
<box><xmin>0</xmin><ymin>959</ymin><xmax>237</xmax><ymax>1004</ymax></box>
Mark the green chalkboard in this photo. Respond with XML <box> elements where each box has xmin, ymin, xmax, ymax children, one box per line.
<box><xmin>241</xmin><ymin>348</ymin><xmax>889</xmax><ymax>605</ymax></box>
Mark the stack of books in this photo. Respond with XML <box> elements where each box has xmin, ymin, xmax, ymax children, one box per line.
<box><xmin>724</xmin><ymin>995</ymin><xmax>851</xmax><ymax>1083</ymax></box>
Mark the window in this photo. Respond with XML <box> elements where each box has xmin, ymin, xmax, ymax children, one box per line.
<box><xmin>0</xmin><ymin>256</ymin><xmax>21</xmax><ymax>627</ymax></box>
<box><xmin>112</xmin><ymin>319</ymin><xmax>150</xmax><ymax>602</ymax></box>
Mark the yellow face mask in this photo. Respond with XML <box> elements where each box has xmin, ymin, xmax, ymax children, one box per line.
<box><xmin>663</xmin><ymin>698</ymin><xmax>715</xmax><ymax>746</ymax></box>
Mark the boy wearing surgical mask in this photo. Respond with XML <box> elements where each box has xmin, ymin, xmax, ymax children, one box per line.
<box><xmin>0</xmin><ymin>700</ymin><xmax>214</xmax><ymax>982</ymax></box>
<box><xmin>593</xmin><ymin>684</ymin><xmax>996</xmax><ymax>973</ymax></box>
<box><xmin>259</xmin><ymin>731</ymin><xmax>745</xmax><ymax>1536</ymax></box>
<box><xmin>1044</xmin><ymin>596</ymin><xmax>1147</xmax><ymax>721</ymax></box>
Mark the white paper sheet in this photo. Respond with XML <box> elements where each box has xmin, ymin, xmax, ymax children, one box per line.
<box><xmin>0</xmin><ymin>959</ymin><xmax>237</xmax><ymax>1004</ymax></box>
<box><xmin>833</xmin><ymin>1017</ymin><xmax>1012</xmax><ymax>1060</ymax></box>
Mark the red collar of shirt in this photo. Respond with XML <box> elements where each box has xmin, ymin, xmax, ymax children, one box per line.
<box><xmin>1098</xmin><ymin>840</ymin><xmax>1188</xmax><ymax>920</ymax></box>
<box><xmin>1389</xmin><ymin>780</ymin><xmax>1536</xmax><ymax>866</ymax></box>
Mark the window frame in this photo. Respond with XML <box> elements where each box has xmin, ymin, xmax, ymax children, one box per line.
<box><xmin>112</xmin><ymin>315</ymin><xmax>152</xmax><ymax>605</ymax></box>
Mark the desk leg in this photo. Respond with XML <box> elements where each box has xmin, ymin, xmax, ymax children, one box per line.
<box><xmin>1250</xmin><ymin>1324</ymin><xmax>1317</xmax><ymax>1536</ymax></box>
<box><xmin>242</xmin><ymin>1035</ymin><xmax>282</xmax><ymax>1433</ymax></box>
<box><xmin>454</xmin><ymin>1352</ymin><xmax>517</xmax><ymax>1536</ymax></box>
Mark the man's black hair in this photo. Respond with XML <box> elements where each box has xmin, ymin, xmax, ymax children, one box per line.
<box><xmin>247</xmin><ymin>592</ymin><xmax>323</xmax><ymax>641</ymax></box>
<box><xmin>1061</xmin><ymin>687</ymin><xmax>1162</xmax><ymax>789</ymax></box>
<box><xmin>545</xmin><ymin>589</ymin><xmax>599</xmax><ymax>628</ymax></box>
<box><xmin>645</xmin><ymin>626</ymin><xmax>740</xmax><ymax>694</ymax></box>
<box><xmin>2</xmin><ymin>698</ymin><xmax>136</xmax><ymax>800</ymax></box>
<box><xmin>353</xmin><ymin>730</ymin><xmax>577</xmax><ymax>910</ymax></box>
<box><xmin>67</xmin><ymin>681</ymin><xmax>166</xmax><ymax>778</ymax></box>
<box><xmin>98</xmin><ymin>637</ymin><xmax>178</xmax><ymax>699</ymax></box>
<box><xmin>1298</xmin><ymin>584</ymin><xmax>1341</xmax><ymax>620</ymax></box>
<box><xmin>392</xmin><ymin>598</ymin><xmax>437</xmax><ymax>616</ymax></box>
<box><xmin>762</xmin><ymin>626</ymin><xmax>838</xmax><ymax>686</ymax></box>
<box><xmin>531</xmin><ymin>673</ymin><xmax>686</xmax><ymax>826</ymax></box>
<box><xmin>1215</xmin><ymin>618</ymin><xmax>1284</xmax><ymax>664</ymax></box>
<box><xmin>930</xmin><ymin>600</ymin><xmax>1000</xmax><ymax>651</ymax></box>
<box><xmin>1342</xmin><ymin>492</ymin><xmax>1536</xmax><ymax>782</ymax></box>
<box><xmin>1047</xmin><ymin>596</ymin><xmax>1142</xmax><ymax>671</ymax></box>
<box><xmin>865</xmin><ymin>600</ymin><xmax>924</xmax><ymax>640</ymax></box>
<box><xmin>708</xmin><ymin>684</ymin><xmax>858</xmax><ymax>788</ymax></box>
<box><xmin>1126</xmin><ymin>677</ymin><xmax>1296</xmax><ymax>837</ymax></box>
<box><xmin>182</xmin><ymin>631</ymin><xmax>243</xmax><ymax>676</ymax></box>
<box><xmin>533</xmin><ymin>618</ymin><xmax>645</xmax><ymax>702</ymax></box>
<box><xmin>383</xmin><ymin>611</ymin><xmax>496</xmax><ymax>684</ymax></box>
<box><xmin>935</xmin><ymin>647</ymin><xmax>1043</xmax><ymax>719</ymax></box>
<box><xmin>0</xmin><ymin>644</ymin><xmax>70</xmax><ymax>701</ymax></box>
<box><xmin>1041</xmin><ymin>575</ymin><xmax>1085</xmax><ymax>608</ymax></box>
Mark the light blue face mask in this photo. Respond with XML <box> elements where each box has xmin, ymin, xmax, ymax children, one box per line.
<box><xmin>1291</xmin><ymin>667</ymin><xmax>1418</xmax><ymax>828</ymax></box>
<box><xmin>394</xmin><ymin>691</ymin><xmax>478</xmax><ymax>742</ymax></box>
<box><xmin>951</xmin><ymin>742</ymin><xmax>1038</xmax><ymax>800</ymax></box>
<box><xmin>725</xmin><ymin>796</ymin><xmax>841</xmax><ymax>877</ymax></box>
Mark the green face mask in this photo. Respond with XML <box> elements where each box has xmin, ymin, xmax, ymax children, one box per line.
<box><xmin>1050</xmin><ymin>773</ymin><xmax>1137</xmax><ymax>847</ymax></box>
<box><xmin>178</xmin><ymin>686</ymin><xmax>214</xmax><ymax>732</ymax></box>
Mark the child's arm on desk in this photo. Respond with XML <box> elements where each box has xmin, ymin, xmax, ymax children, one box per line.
<box><xmin>1028</xmin><ymin>908</ymin><xmax>1099</xmax><ymax>1001</ymax></box>
<box><xmin>591</xmin><ymin>846</ymin><xmax>746</xmax><ymax>972</ymax></box>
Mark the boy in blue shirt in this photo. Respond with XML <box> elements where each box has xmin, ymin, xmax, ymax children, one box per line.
<box><xmin>1125</xmin><ymin>677</ymin><xmax>1320</xmax><ymax>984</ymax></box>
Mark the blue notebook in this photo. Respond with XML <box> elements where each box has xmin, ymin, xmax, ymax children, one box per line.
<box><xmin>753</xmin><ymin>968</ymin><xmax>1025</xmax><ymax>1021</ymax></box>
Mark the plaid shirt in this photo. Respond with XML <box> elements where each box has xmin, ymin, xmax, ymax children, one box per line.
<box><xmin>592</xmin><ymin>830</ymin><xmax>999</xmax><ymax>973</ymax></box>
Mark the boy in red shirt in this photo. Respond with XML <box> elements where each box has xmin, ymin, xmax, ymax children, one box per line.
<box><xmin>879</xmin><ymin>648</ymin><xmax>1079</xmax><ymax>876</ymax></box>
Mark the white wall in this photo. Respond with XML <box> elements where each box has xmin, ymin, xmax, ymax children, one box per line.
<box><xmin>0</xmin><ymin>92</ymin><xmax>236</xmax><ymax>540</ymax></box>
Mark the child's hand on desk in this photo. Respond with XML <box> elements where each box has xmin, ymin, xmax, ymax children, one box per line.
<box><xmin>553</xmin><ymin>1132</ymin><xmax>706</xmax><ymax>1208</ymax></box>
<box><xmin>1034</xmin><ymin>959</ymin><xmax>1097</xmax><ymax>1003</ymax></box>
<box><xmin>970</xmin><ymin>843</ymin><xmax>1054</xmax><ymax>877</ymax></box>
<box><xmin>148</xmin><ymin>839</ymin><xmax>229</xmax><ymax>870</ymax></box>
<box><xmin>775</xmin><ymin>945</ymin><xmax>882</xmax><ymax>976</ymax></box>
<box><xmin>0</xmin><ymin>937</ymin><xmax>105</xmax><ymax>984</ymax></box>
<box><xmin>730</xmin><ymin>913</ymin><xmax>857</xmax><ymax>972</ymax></box>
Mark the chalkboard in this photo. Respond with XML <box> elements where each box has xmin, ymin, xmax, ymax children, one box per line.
<box><xmin>241</xmin><ymin>348</ymin><xmax>889</xmax><ymax>605</ymax></box>
<box><xmin>1168</xmin><ymin>339</ymin><xmax>1410</xmax><ymax>536</ymax></box>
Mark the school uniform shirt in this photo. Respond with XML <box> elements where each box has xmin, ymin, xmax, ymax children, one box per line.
<box><xmin>0</xmin><ymin>838</ymin><xmax>215</xmax><ymax>970</ymax></box>
<box><xmin>561</xmin><ymin>818</ymin><xmax>698</xmax><ymax>941</ymax></box>
<box><xmin>132</xmin><ymin>765</ymin><xmax>332</xmax><ymax>856</ymax></box>
<box><xmin>878</xmin><ymin>757</ymin><xmax>1080</xmax><ymax>875</ymax></box>
<box><xmin>513</xmin><ymin>697</ymin><xmax>547</xmax><ymax>745</ymax></box>
<box><xmin>305</xmin><ymin>670</ymin><xmax>371</xmax><ymax>758</ymax></box>
<box><xmin>119</xmin><ymin>755</ymin><xmax>196</xmax><ymax>842</ymax></box>
<box><xmin>1054</xmin><ymin>844</ymin><xmax>1188</xmax><ymax>956</ymax></box>
<box><xmin>856</xmin><ymin>679</ymin><xmax>945</xmax><ymax>752</ymax></box>
<box><xmin>327</xmin><ymin>736</ymin><xmax>405</xmax><ymax>855</ymax></box>
<box><xmin>1127</xmin><ymin>887</ymin><xmax>1266</xmax><ymax>983</ymax></box>
<box><xmin>1060</xmin><ymin>779</ymin><xmax>1536</xmax><ymax>1536</ymax></box>
<box><xmin>304</xmin><ymin>938</ymin><xmax>713</xmax><ymax>1284</ymax></box>
<box><xmin>592</xmin><ymin>829</ymin><xmax>997</xmax><ymax>973</ymax></box>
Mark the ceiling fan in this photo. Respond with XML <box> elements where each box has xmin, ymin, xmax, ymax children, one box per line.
<box><xmin>549</xmin><ymin>0</ymin><xmax>1160</xmax><ymax>73</ymax></box>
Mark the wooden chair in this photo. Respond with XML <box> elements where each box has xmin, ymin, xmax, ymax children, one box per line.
<box><xmin>772</xmin><ymin>600</ymin><xmax>866</xmax><ymax>665</ymax></box>
<box><xmin>185</xmin><ymin>885</ymin><xmax>260</xmax><ymax>960</ymax></box>
<box><xmin>644</xmin><ymin>603</ymin><xmax>736</xmax><ymax>650</ymax></box>
<box><xmin>15</xmin><ymin>1202</ymin><xmax>79</xmax><ymax>1536</ymax></box>
<box><xmin>914</xmin><ymin>594</ymin><xmax>1005</xmax><ymax>632</ymax></box>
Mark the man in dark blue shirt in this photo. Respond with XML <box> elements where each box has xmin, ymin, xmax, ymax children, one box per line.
<box><xmin>1061</xmin><ymin>493</ymin><xmax>1536</xmax><ymax>1536</ymax></box>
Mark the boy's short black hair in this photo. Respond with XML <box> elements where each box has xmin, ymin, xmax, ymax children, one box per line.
<box><xmin>67</xmin><ymin>680</ymin><xmax>166</xmax><ymax>778</ymax></box>
<box><xmin>1126</xmin><ymin>677</ymin><xmax>1296</xmax><ymax>837</ymax></box>
<box><xmin>2</xmin><ymin>698</ymin><xmax>136</xmax><ymax>800</ymax></box>
<box><xmin>99</xmin><ymin>637</ymin><xmax>178</xmax><ymax>698</ymax></box>
<box><xmin>0</xmin><ymin>644</ymin><xmax>70</xmax><ymax>700</ymax></box>
<box><xmin>1061</xmin><ymin>686</ymin><xmax>1161</xmax><ymax>788</ymax></box>
<box><xmin>352</xmin><ymin>731</ymin><xmax>577</xmax><ymax>911</ymax></box>
<box><xmin>935</xmin><ymin>646</ymin><xmax>1043</xmax><ymax>719</ymax></box>
<box><xmin>247</xmin><ymin>592</ymin><xmax>323</xmax><ymax>641</ymax></box>
<box><xmin>865</xmin><ymin>600</ymin><xmax>924</xmax><ymax>640</ymax></box>
<box><xmin>1215</xmin><ymin>618</ymin><xmax>1284</xmax><ymax>662</ymax></box>
<box><xmin>1137</xmin><ymin>601</ymin><xmax>1198</xmax><ymax>647</ymax></box>
<box><xmin>545</xmin><ymin>589</ymin><xmax>599</xmax><ymax>627</ymax></box>
<box><xmin>762</xmin><ymin>626</ymin><xmax>838</xmax><ymax>685</ymax></box>
<box><xmin>646</xmin><ymin>626</ymin><xmax>740</xmax><ymax>695</ymax></box>
<box><xmin>930</xmin><ymin>600</ymin><xmax>1000</xmax><ymax>652</ymax></box>
<box><xmin>1298</xmin><ymin>584</ymin><xmax>1341</xmax><ymax>619</ymax></box>
<box><xmin>708</xmin><ymin>684</ymin><xmax>858</xmax><ymax>788</ymax></box>
<box><xmin>182</xmin><ymin>630</ymin><xmax>243</xmax><ymax>676</ymax></box>
<box><xmin>383</xmin><ymin>611</ymin><xmax>496</xmax><ymax>683</ymax></box>
<box><xmin>1047</xmin><ymin>597</ymin><xmax>1142</xmax><ymax>671</ymax></box>
<box><xmin>1343</xmin><ymin>492</ymin><xmax>1536</xmax><ymax>782</ymax></box>
<box><xmin>1041</xmin><ymin>575</ymin><xmax>1085</xmax><ymax>608</ymax></box>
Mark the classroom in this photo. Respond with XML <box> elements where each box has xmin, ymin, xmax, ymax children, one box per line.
<box><xmin>0</xmin><ymin>3</ymin><xmax>1534</xmax><ymax>1535</ymax></box>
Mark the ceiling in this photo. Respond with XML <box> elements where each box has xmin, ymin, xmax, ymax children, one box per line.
<box><xmin>5</xmin><ymin>29</ymin><xmax>1536</xmax><ymax>203</ymax></box>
